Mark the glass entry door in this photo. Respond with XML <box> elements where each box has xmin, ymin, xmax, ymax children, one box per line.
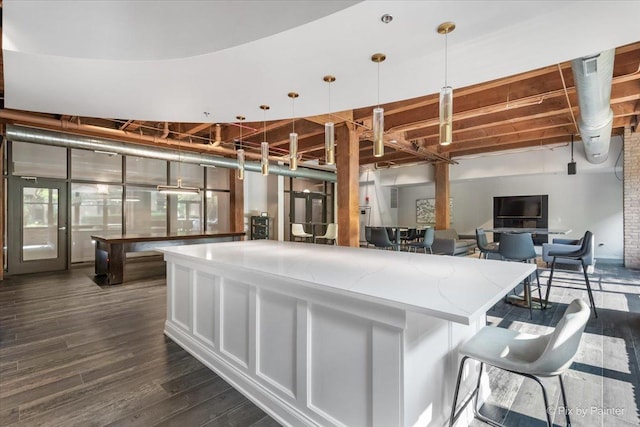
<box><xmin>8</xmin><ymin>179</ymin><xmax>68</xmax><ymax>274</ymax></box>
<box><xmin>290</xmin><ymin>191</ymin><xmax>326</xmax><ymax>240</ymax></box>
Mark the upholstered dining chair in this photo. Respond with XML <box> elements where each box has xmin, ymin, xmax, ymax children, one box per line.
<box><xmin>401</xmin><ymin>228</ymin><xmax>417</xmax><ymax>248</ymax></box>
<box><xmin>498</xmin><ymin>232</ymin><xmax>542</xmax><ymax>319</ymax></box>
<box><xmin>476</xmin><ymin>227</ymin><xmax>500</xmax><ymax>259</ymax></box>
<box><xmin>408</xmin><ymin>227</ymin><xmax>435</xmax><ymax>253</ymax></box>
<box><xmin>449</xmin><ymin>298</ymin><xmax>590</xmax><ymax>427</ymax></box>
<box><xmin>370</xmin><ymin>226</ymin><xmax>400</xmax><ymax>250</ymax></box>
<box><xmin>291</xmin><ymin>223</ymin><xmax>313</xmax><ymax>242</ymax></box>
<box><xmin>544</xmin><ymin>230</ymin><xmax>597</xmax><ymax>318</ymax></box>
<box><xmin>314</xmin><ymin>223</ymin><xmax>337</xmax><ymax>245</ymax></box>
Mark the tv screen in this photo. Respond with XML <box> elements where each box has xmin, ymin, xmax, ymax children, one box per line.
<box><xmin>496</xmin><ymin>196</ymin><xmax>542</xmax><ymax>218</ymax></box>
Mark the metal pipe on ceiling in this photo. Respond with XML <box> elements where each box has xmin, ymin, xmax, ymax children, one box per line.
<box><xmin>571</xmin><ymin>49</ymin><xmax>615</xmax><ymax>164</ymax></box>
<box><xmin>5</xmin><ymin>125</ymin><xmax>337</xmax><ymax>182</ymax></box>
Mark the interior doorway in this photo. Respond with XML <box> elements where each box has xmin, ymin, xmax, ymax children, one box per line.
<box><xmin>8</xmin><ymin>178</ymin><xmax>68</xmax><ymax>274</ymax></box>
<box><xmin>289</xmin><ymin>191</ymin><xmax>327</xmax><ymax>241</ymax></box>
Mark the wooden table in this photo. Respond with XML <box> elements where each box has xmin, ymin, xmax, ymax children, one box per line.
<box><xmin>160</xmin><ymin>240</ymin><xmax>535</xmax><ymax>426</ymax></box>
<box><xmin>92</xmin><ymin>232</ymin><xmax>245</xmax><ymax>285</ymax></box>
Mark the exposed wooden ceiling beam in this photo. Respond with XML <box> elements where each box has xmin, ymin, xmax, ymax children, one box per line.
<box><xmin>175</xmin><ymin>122</ymin><xmax>212</xmax><ymax>139</ymax></box>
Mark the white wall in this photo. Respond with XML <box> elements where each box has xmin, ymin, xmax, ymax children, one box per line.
<box><xmin>359</xmin><ymin>169</ymin><xmax>397</xmax><ymax>226</ymax></box>
<box><xmin>366</xmin><ymin>137</ymin><xmax>624</xmax><ymax>262</ymax></box>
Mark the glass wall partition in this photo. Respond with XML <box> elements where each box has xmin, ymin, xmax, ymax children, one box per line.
<box><xmin>13</xmin><ymin>141</ymin><xmax>67</xmax><ymax>178</ymax></box>
<box><xmin>206</xmin><ymin>191</ymin><xmax>230</xmax><ymax>233</ymax></box>
<box><xmin>71</xmin><ymin>149</ymin><xmax>122</xmax><ymax>182</ymax></box>
<box><xmin>126</xmin><ymin>156</ymin><xmax>167</xmax><ymax>185</ymax></box>
<box><xmin>169</xmin><ymin>193</ymin><xmax>202</xmax><ymax>232</ymax></box>
<box><xmin>125</xmin><ymin>187</ymin><xmax>167</xmax><ymax>235</ymax></box>
<box><xmin>71</xmin><ymin>183</ymin><xmax>122</xmax><ymax>263</ymax></box>
<box><xmin>6</xmin><ymin>139</ymin><xmax>236</xmax><ymax>272</ymax></box>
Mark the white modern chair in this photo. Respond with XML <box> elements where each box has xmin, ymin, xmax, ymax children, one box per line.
<box><xmin>449</xmin><ymin>298</ymin><xmax>590</xmax><ymax>427</ymax></box>
<box><xmin>314</xmin><ymin>223</ymin><xmax>337</xmax><ymax>245</ymax></box>
<box><xmin>291</xmin><ymin>223</ymin><xmax>313</xmax><ymax>242</ymax></box>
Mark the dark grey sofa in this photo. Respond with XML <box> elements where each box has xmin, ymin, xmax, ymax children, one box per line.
<box><xmin>431</xmin><ymin>229</ymin><xmax>477</xmax><ymax>256</ymax></box>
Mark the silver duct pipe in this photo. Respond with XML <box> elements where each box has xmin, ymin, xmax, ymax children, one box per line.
<box><xmin>571</xmin><ymin>49</ymin><xmax>615</xmax><ymax>164</ymax></box>
<box><xmin>6</xmin><ymin>125</ymin><xmax>337</xmax><ymax>182</ymax></box>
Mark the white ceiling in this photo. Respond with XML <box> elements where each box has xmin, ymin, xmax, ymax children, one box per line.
<box><xmin>3</xmin><ymin>1</ymin><xmax>640</xmax><ymax>123</ymax></box>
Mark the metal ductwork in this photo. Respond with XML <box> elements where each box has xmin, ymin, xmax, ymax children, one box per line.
<box><xmin>571</xmin><ymin>49</ymin><xmax>615</xmax><ymax>164</ymax></box>
<box><xmin>5</xmin><ymin>125</ymin><xmax>337</xmax><ymax>182</ymax></box>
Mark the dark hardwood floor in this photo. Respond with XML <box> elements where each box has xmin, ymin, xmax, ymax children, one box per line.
<box><xmin>1</xmin><ymin>257</ymin><xmax>639</xmax><ymax>427</ymax></box>
<box><xmin>0</xmin><ymin>258</ymin><xmax>280</xmax><ymax>427</ymax></box>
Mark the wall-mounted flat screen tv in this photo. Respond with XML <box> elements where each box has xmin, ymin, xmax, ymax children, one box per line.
<box><xmin>494</xmin><ymin>195</ymin><xmax>544</xmax><ymax>218</ymax></box>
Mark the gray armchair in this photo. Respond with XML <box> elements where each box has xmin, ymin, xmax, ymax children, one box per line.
<box><xmin>542</xmin><ymin>234</ymin><xmax>595</xmax><ymax>273</ymax></box>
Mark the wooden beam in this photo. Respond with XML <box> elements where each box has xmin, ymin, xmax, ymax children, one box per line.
<box><xmin>434</xmin><ymin>161</ymin><xmax>450</xmax><ymax>231</ymax></box>
<box><xmin>175</xmin><ymin>123</ymin><xmax>212</xmax><ymax>139</ymax></box>
<box><xmin>336</xmin><ymin>123</ymin><xmax>360</xmax><ymax>247</ymax></box>
<box><xmin>305</xmin><ymin>110</ymin><xmax>354</xmax><ymax>126</ymax></box>
<box><xmin>443</xmin><ymin>125</ymin><xmax>576</xmax><ymax>154</ymax></box>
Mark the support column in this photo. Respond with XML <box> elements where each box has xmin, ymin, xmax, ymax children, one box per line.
<box><xmin>623</xmin><ymin>126</ymin><xmax>640</xmax><ymax>268</ymax></box>
<box><xmin>336</xmin><ymin>123</ymin><xmax>360</xmax><ymax>247</ymax></box>
<box><xmin>434</xmin><ymin>161</ymin><xmax>450</xmax><ymax>230</ymax></box>
<box><xmin>229</xmin><ymin>169</ymin><xmax>245</xmax><ymax>237</ymax></box>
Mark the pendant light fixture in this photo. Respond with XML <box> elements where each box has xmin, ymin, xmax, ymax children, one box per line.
<box><xmin>288</xmin><ymin>92</ymin><xmax>299</xmax><ymax>171</ymax></box>
<box><xmin>236</xmin><ymin>115</ymin><xmax>246</xmax><ymax>180</ymax></box>
<box><xmin>157</xmin><ymin>144</ymin><xmax>200</xmax><ymax>195</ymax></box>
<box><xmin>438</xmin><ymin>22</ymin><xmax>455</xmax><ymax>146</ymax></box>
<box><xmin>260</xmin><ymin>105</ymin><xmax>270</xmax><ymax>176</ymax></box>
<box><xmin>323</xmin><ymin>75</ymin><xmax>336</xmax><ymax>165</ymax></box>
<box><xmin>371</xmin><ymin>53</ymin><xmax>386</xmax><ymax>157</ymax></box>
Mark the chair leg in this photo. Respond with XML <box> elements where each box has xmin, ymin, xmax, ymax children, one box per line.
<box><xmin>449</xmin><ymin>356</ymin><xmax>469</xmax><ymax>427</ymax></box>
<box><xmin>525</xmin><ymin>373</ymin><xmax>553</xmax><ymax>427</ymax></box>
<box><xmin>558</xmin><ymin>375</ymin><xmax>571</xmax><ymax>427</ymax></box>
<box><xmin>526</xmin><ymin>277</ymin><xmax>533</xmax><ymax>320</ymax></box>
<box><xmin>544</xmin><ymin>257</ymin><xmax>557</xmax><ymax>309</ymax></box>
<box><xmin>581</xmin><ymin>258</ymin><xmax>598</xmax><ymax>318</ymax></box>
<box><xmin>535</xmin><ymin>268</ymin><xmax>544</xmax><ymax>309</ymax></box>
<box><xmin>449</xmin><ymin>356</ymin><xmax>485</xmax><ymax>427</ymax></box>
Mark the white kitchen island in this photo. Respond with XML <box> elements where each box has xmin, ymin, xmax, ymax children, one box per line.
<box><xmin>160</xmin><ymin>240</ymin><xmax>535</xmax><ymax>427</ymax></box>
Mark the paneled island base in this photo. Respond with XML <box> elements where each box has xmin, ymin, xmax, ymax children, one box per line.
<box><xmin>161</xmin><ymin>241</ymin><xmax>535</xmax><ymax>426</ymax></box>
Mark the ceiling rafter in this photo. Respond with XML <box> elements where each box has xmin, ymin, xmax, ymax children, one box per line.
<box><xmin>1</xmin><ymin>41</ymin><xmax>637</xmax><ymax>169</ymax></box>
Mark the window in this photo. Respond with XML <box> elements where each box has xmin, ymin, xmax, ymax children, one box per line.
<box><xmin>71</xmin><ymin>184</ymin><xmax>122</xmax><ymax>262</ymax></box>
<box><xmin>206</xmin><ymin>191</ymin><xmax>230</xmax><ymax>233</ymax></box>
<box><xmin>125</xmin><ymin>187</ymin><xmax>167</xmax><ymax>235</ymax></box>
<box><xmin>126</xmin><ymin>156</ymin><xmax>167</xmax><ymax>184</ymax></box>
<box><xmin>169</xmin><ymin>193</ymin><xmax>202</xmax><ymax>233</ymax></box>
<box><xmin>13</xmin><ymin>141</ymin><xmax>66</xmax><ymax>178</ymax></box>
<box><xmin>72</xmin><ymin>149</ymin><xmax>122</xmax><ymax>182</ymax></box>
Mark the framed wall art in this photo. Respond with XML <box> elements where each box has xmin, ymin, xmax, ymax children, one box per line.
<box><xmin>416</xmin><ymin>198</ymin><xmax>453</xmax><ymax>224</ymax></box>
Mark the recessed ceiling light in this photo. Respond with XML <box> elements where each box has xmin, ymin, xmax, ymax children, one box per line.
<box><xmin>381</xmin><ymin>14</ymin><xmax>393</xmax><ymax>24</ymax></box>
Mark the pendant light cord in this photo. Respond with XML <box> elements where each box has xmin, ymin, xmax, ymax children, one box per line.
<box><xmin>377</xmin><ymin>61</ymin><xmax>381</xmax><ymax>107</ymax></box>
<box><xmin>444</xmin><ymin>32</ymin><xmax>448</xmax><ymax>87</ymax></box>
<box><xmin>571</xmin><ymin>134</ymin><xmax>574</xmax><ymax>162</ymax></box>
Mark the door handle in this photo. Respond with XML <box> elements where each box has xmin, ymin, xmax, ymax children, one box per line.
<box><xmin>59</xmin><ymin>227</ymin><xmax>67</xmax><ymax>231</ymax></box>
